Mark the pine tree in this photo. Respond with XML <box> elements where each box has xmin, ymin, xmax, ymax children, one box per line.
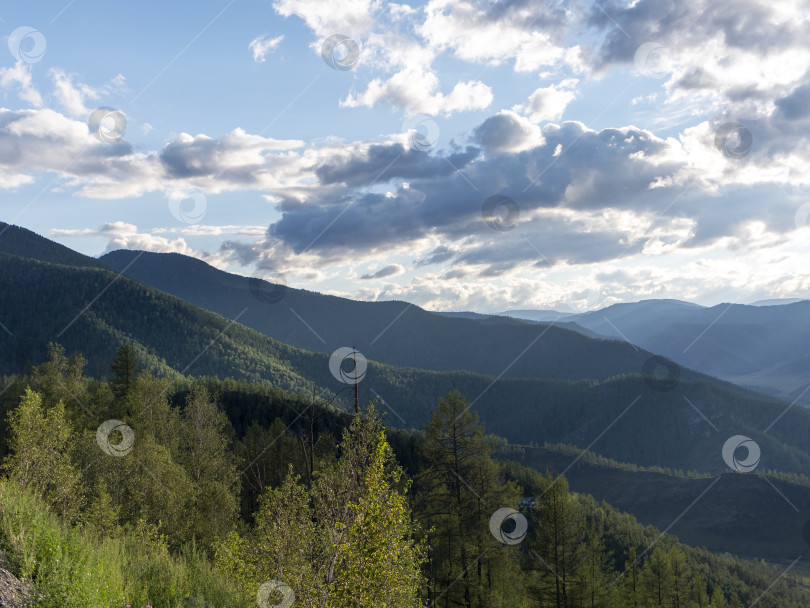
<box><xmin>690</xmin><ymin>572</ymin><xmax>710</xmax><ymax>608</ymax></box>
<box><xmin>709</xmin><ymin>588</ymin><xmax>728</xmax><ymax>608</ymax></box>
<box><xmin>417</xmin><ymin>390</ymin><xmax>519</xmax><ymax>608</ymax></box>
<box><xmin>532</xmin><ymin>472</ymin><xmax>585</xmax><ymax>608</ymax></box>
<box><xmin>578</xmin><ymin>525</ymin><xmax>615</xmax><ymax>608</ymax></box>
<box><xmin>109</xmin><ymin>343</ymin><xmax>138</xmax><ymax>401</ymax></box>
<box><xmin>643</xmin><ymin>547</ymin><xmax>673</xmax><ymax>607</ymax></box>
<box><xmin>668</xmin><ymin>548</ymin><xmax>691</xmax><ymax>608</ymax></box>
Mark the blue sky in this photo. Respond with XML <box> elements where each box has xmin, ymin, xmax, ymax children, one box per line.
<box><xmin>2</xmin><ymin>0</ymin><xmax>809</xmax><ymax>312</ymax></box>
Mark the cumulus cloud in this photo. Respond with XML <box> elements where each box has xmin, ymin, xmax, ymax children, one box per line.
<box><xmin>513</xmin><ymin>79</ymin><xmax>579</xmax><ymax>123</ymax></box>
<box><xmin>472</xmin><ymin>111</ymin><xmax>544</xmax><ymax>154</ymax></box>
<box><xmin>249</xmin><ymin>34</ymin><xmax>284</xmax><ymax>63</ymax></box>
<box><xmin>342</xmin><ymin>64</ymin><xmax>493</xmax><ymax>116</ymax></box>
<box><xmin>417</xmin><ymin>0</ymin><xmax>580</xmax><ymax>72</ymax></box>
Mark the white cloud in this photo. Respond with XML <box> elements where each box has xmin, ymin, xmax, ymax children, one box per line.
<box><xmin>0</xmin><ymin>62</ymin><xmax>43</xmax><ymax>107</ymax></box>
<box><xmin>249</xmin><ymin>34</ymin><xmax>284</xmax><ymax>63</ymax></box>
<box><xmin>272</xmin><ymin>0</ymin><xmax>380</xmax><ymax>39</ymax></box>
<box><xmin>343</xmin><ymin>66</ymin><xmax>493</xmax><ymax>115</ymax></box>
<box><xmin>49</xmin><ymin>69</ymin><xmax>102</xmax><ymax>117</ymax></box>
<box><xmin>417</xmin><ymin>0</ymin><xmax>576</xmax><ymax>73</ymax></box>
<box><xmin>52</xmin><ymin>222</ymin><xmax>197</xmax><ymax>255</ymax></box>
<box><xmin>513</xmin><ymin>79</ymin><xmax>579</xmax><ymax>123</ymax></box>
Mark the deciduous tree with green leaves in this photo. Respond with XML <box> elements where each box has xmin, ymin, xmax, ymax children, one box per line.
<box><xmin>215</xmin><ymin>405</ymin><xmax>425</xmax><ymax>608</ymax></box>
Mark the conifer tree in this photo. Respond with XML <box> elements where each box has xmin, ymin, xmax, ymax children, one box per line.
<box><xmin>109</xmin><ymin>343</ymin><xmax>138</xmax><ymax>401</ymax></box>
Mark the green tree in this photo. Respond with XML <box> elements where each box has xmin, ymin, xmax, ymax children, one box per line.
<box><xmin>577</xmin><ymin>525</ymin><xmax>616</xmax><ymax>608</ymax></box>
<box><xmin>642</xmin><ymin>547</ymin><xmax>672</xmax><ymax>607</ymax></box>
<box><xmin>236</xmin><ymin>418</ymin><xmax>307</xmax><ymax>519</ymax></box>
<box><xmin>690</xmin><ymin>572</ymin><xmax>709</xmax><ymax>608</ymax></box>
<box><xmin>709</xmin><ymin>588</ymin><xmax>728</xmax><ymax>608</ymax></box>
<box><xmin>179</xmin><ymin>385</ymin><xmax>240</xmax><ymax>549</ymax></box>
<box><xmin>4</xmin><ymin>387</ymin><xmax>85</xmax><ymax>522</ymax></box>
<box><xmin>668</xmin><ymin>548</ymin><xmax>691</xmax><ymax>608</ymax></box>
<box><xmin>30</xmin><ymin>343</ymin><xmax>90</xmax><ymax>423</ymax></box>
<box><xmin>531</xmin><ymin>472</ymin><xmax>585</xmax><ymax>608</ymax></box>
<box><xmin>620</xmin><ymin>547</ymin><xmax>644</xmax><ymax>607</ymax></box>
<box><xmin>216</xmin><ymin>406</ymin><xmax>426</xmax><ymax>608</ymax></box>
<box><xmin>417</xmin><ymin>390</ymin><xmax>519</xmax><ymax>608</ymax></box>
<box><xmin>109</xmin><ymin>344</ymin><xmax>139</xmax><ymax>401</ymax></box>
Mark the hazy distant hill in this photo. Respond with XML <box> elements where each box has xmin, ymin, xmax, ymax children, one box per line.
<box><xmin>501</xmin><ymin>299</ymin><xmax>810</xmax><ymax>405</ymax></box>
<box><xmin>101</xmin><ymin>249</ymin><xmax>650</xmax><ymax>383</ymax></box>
<box><xmin>0</xmin><ymin>227</ymin><xmax>807</xmax><ymax>478</ymax></box>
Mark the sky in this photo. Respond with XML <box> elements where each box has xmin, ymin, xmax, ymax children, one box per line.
<box><xmin>1</xmin><ymin>0</ymin><xmax>809</xmax><ymax>313</ymax></box>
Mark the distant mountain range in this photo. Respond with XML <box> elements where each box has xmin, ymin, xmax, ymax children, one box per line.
<box><xmin>5</xmin><ymin>222</ymin><xmax>810</xmax><ymax>562</ymax></box>
<box><xmin>100</xmin><ymin>249</ymin><xmax>643</xmax><ymax>383</ymax></box>
<box><xmin>498</xmin><ymin>299</ymin><xmax>810</xmax><ymax>406</ymax></box>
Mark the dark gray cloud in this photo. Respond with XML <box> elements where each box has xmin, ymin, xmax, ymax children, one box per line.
<box><xmin>314</xmin><ymin>142</ymin><xmax>480</xmax><ymax>187</ymax></box>
<box><xmin>415</xmin><ymin>245</ymin><xmax>456</xmax><ymax>266</ymax></box>
<box><xmin>160</xmin><ymin>137</ymin><xmax>221</xmax><ymax>178</ymax></box>
<box><xmin>588</xmin><ymin>0</ymin><xmax>799</xmax><ymax>69</ymax></box>
<box><xmin>264</xmin><ymin>120</ymin><xmax>686</xmax><ymax>266</ymax></box>
<box><xmin>360</xmin><ymin>264</ymin><xmax>404</xmax><ymax>279</ymax></box>
<box><xmin>775</xmin><ymin>79</ymin><xmax>810</xmax><ymax>122</ymax></box>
